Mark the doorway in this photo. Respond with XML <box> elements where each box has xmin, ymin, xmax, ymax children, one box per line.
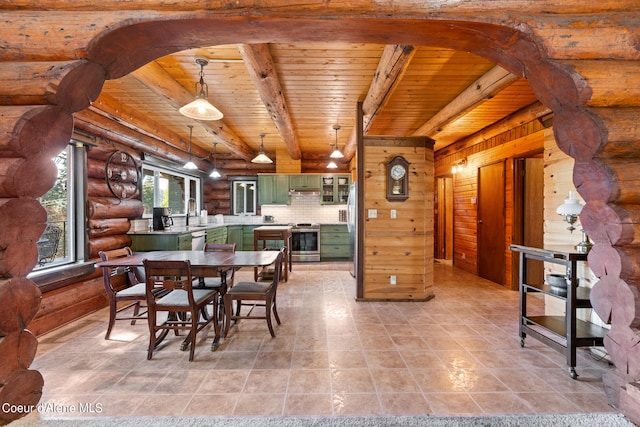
<box><xmin>478</xmin><ymin>161</ymin><xmax>506</xmax><ymax>285</ymax></box>
<box><xmin>436</xmin><ymin>176</ymin><xmax>454</xmax><ymax>260</ymax></box>
<box><xmin>513</xmin><ymin>157</ymin><xmax>544</xmax><ymax>288</ymax></box>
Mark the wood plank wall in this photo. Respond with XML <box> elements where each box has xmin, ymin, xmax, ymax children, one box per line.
<box><xmin>434</xmin><ymin>119</ymin><xmax>547</xmax><ymax>288</ymax></box>
<box><xmin>362</xmin><ymin>136</ymin><xmax>434</xmax><ymax>300</ymax></box>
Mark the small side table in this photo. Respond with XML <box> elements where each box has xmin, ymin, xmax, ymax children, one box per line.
<box><xmin>254</xmin><ymin>226</ymin><xmax>292</xmax><ymax>281</ymax></box>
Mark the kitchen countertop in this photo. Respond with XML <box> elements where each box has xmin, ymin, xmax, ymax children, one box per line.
<box><xmin>128</xmin><ymin>222</ymin><xmax>347</xmax><ymax>235</ymax></box>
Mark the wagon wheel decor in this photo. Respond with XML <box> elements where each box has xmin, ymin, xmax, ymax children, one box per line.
<box><xmin>105</xmin><ymin>150</ymin><xmax>140</xmax><ymax>200</ymax></box>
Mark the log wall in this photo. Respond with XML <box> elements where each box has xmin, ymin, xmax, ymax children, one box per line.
<box><xmin>0</xmin><ymin>3</ymin><xmax>638</xmax><ymax>424</ymax></box>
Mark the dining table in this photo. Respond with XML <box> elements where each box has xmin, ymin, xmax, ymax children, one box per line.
<box><xmin>95</xmin><ymin>249</ymin><xmax>280</xmax><ymax>350</ymax></box>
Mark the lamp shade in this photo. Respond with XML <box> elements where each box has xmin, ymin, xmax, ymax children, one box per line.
<box><xmin>183</xmin><ymin>160</ymin><xmax>198</xmax><ymax>170</ymax></box>
<box><xmin>179</xmin><ymin>98</ymin><xmax>223</xmax><ymax>121</ymax></box>
<box><xmin>330</xmin><ymin>147</ymin><xmax>344</xmax><ymax>159</ymax></box>
<box><xmin>556</xmin><ymin>191</ymin><xmax>584</xmax><ymax>216</ymax></box>
<box><xmin>251</xmin><ymin>134</ymin><xmax>273</xmax><ymax>164</ymax></box>
<box><xmin>327</xmin><ymin>160</ymin><xmax>338</xmax><ymax>169</ymax></box>
<box><xmin>209</xmin><ymin>168</ymin><xmax>221</xmax><ymax>178</ymax></box>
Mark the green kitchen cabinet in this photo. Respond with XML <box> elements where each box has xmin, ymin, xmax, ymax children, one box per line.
<box><xmin>288</xmin><ymin>174</ymin><xmax>320</xmax><ymax>191</ymax></box>
<box><xmin>243</xmin><ymin>225</ymin><xmax>260</xmax><ymax>250</ymax></box>
<box><xmin>320</xmin><ymin>175</ymin><xmax>350</xmax><ymax>204</ymax></box>
<box><xmin>130</xmin><ymin>233</ymin><xmax>192</xmax><ymax>251</ymax></box>
<box><xmin>258</xmin><ymin>174</ymin><xmax>290</xmax><ymax>205</ymax></box>
<box><xmin>206</xmin><ymin>226</ymin><xmax>227</xmax><ymax>244</ymax></box>
<box><xmin>226</xmin><ymin>225</ymin><xmax>244</xmax><ymax>250</ymax></box>
<box><xmin>320</xmin><ymin>224</ymin><xmax>351</xmax><ymax>260</ymax></box>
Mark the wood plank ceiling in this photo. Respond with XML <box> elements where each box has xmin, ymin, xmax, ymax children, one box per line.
<box><xmin>98</xmin><ymin>42</ymin><xmax>538</xmax><ymax>166</ymax></box>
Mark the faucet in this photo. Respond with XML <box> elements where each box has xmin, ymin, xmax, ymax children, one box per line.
<box><xmin>186</xmin><ymin>198</ymin><xmax>196</xmax><ymax>226</ymax></box>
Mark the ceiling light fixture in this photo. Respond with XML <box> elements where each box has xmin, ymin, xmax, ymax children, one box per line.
<box><xmin>330</xmin><ymin>125</ymin><xmax>344</xmax><ymax>159</ymax></box>
<box><xmin>179</xmin><ymin>57</ymin><xmax>224</xmax><ymax>121</ymax></box>
<box><xmin>209</xmin><ymin>141</ymin><xmax>221</xmax><ymax>178</ymax></box>
<box><xmin>251</xmin><ymin>133</ymin><xmax>273</xmax><ymax>164</ymax></box>
<box><xmin>183</xmin><ymin>125</ymin><xmax>198</xmax><ymax>170</ymax></box>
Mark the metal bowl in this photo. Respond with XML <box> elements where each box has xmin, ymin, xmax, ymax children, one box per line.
<box><xmin>546</xmin><ymin>273</ymin><xmax>568</xmax><ymax>288</ymax></box>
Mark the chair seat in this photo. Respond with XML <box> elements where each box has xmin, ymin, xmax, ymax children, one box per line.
<box><xmin>227</xmin><ymin>281</ymin><xmax>271</xmax><ymax>295</ymax></box>
<box><xmin>156</xmin><ymin>288</ymin><xmax>218</xmax><ymax>307</ymax></box>
<box><xmin>114</xmin><ymin>282</ymin><xmax>147</xmax><ymax>298</ymax></box>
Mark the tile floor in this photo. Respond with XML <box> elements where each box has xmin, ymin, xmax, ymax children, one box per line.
<box><xmin>28</xmin><ymin>261</ymin><xmax>618</xmax><ymax>419</ymax></box>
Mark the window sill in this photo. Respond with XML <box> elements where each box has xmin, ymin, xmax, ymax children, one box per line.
<box><xmin>29</xmin><ymin>262</ymin><xmax>97</xmax><ymax>293</ymax></box>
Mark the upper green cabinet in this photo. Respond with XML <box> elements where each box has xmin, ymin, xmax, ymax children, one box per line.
<box><xmin>258</xmin><ymin>174</ymin><xmax>290</xmax><ymax>205</ymax></box>
<box><xmin>288</xmin><ymin>174</ymin><xmax>320</xmax><ymax>191</ymax></box>
<box><xmin>320</xmin><ymin>175</ymin><xmax>350</xmax><ymax>204</ymax></box>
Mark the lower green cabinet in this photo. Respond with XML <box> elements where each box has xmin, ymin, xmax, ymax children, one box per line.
<box><xmin>206</xmin><ymin>227</ymin><xmax>227</xmax><ymax>244</ymax></box>
<box><xmin>130</xmin><ymin>233</ymin><xmax>192</xmax><ymax>251</ymax></box>
<box><xmin>226</xmin><ymin>225</ymin><xmax>244</xmax><ymax>250</ymax></box>
<box><xmin>320</xmin><ymin>224</ymin><xmax>350</xmax><ymax>260</ymax></box>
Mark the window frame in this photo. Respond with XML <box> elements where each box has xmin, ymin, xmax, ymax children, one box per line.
<box><xmin>141</xmin><ymin>162</ymin><xmax>202</xmax><ymax>218</ymax></box>
<box><xmin>231</xmin><ymin>178</ymin><xmax>257</xmax><ymax>216</ymax></box>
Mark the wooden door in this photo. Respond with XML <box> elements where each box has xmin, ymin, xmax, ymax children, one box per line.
<box><xmin>478</xmin><ymin>161</ymin><xmax>505</xmax><ymax>285</ymax></box>
<box><xmin>522</xmin><ymin>158</ymin><xmax>544</xmax><ymax>285</ymax></box>
<box><xmin>436</xmin><ymin>177</ymin><xmax>453</xmax><ymax>260</ymax></box>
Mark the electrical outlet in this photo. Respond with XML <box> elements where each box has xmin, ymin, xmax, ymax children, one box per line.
<box><xmin>390</xmin><ymin>275</ymin><xmax>396</xmax><ymax>285</ymax></box>
<box><xmin>368</xmin><ymin>209</ymin><xmax>378</xmax><ymax>218</ymax></box>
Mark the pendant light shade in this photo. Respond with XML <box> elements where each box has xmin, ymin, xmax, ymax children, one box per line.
<box><xmin>327</xmin><ymin>160</ymin><xmax>338</xmax><ymax>169</ymax></box>
<box><xmin>252</xmin><ymin>133</ymin><xmax>273</xmax><ymax>164</ymax></box>
<box><xmin>209</xmin><ymin>142</ymin><xmax>221</xmax><ymax>178</ymax></box>
<box><xmin>179</xmin><ymin>57</ymin><xmax>224</xmax><ymax>121</ymax></box>
<box><xmin>183</xmin><ymin>125</ymin><xmax>198</xmax><ymax>170</ymax></box>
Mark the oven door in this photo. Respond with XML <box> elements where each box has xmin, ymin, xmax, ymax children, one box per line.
<box><xmin>291</xmin><ymin>229</ymin><xmax>320</xmax><ymax>262</ymax></box>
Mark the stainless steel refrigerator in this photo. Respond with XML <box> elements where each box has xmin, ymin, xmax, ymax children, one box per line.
<box><xmin>347</xmin><ymin>183</ymin><xmax>357</xmax><ymax>278</ymax></box>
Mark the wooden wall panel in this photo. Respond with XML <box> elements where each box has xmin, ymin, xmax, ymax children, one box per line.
<box><xmin>362</xmin><ymin>136</ymin><xmax>434</xmax><ymax>300</ymax></box>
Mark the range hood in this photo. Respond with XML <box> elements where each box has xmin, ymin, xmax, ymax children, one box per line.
<box><xmin>288</xmin><ymin>189</ymin><xmax>320</xmax><ymax>195</ymax></box>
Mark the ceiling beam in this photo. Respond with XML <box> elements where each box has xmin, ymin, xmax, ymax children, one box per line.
<box><xmin>130</xmin><ymin>60</ymin><xmax>256</xmax><ymax>161</ymax></box>
<box><xmin>412</xmin><ymin>65</ymin><xmax>520</xmax><ymax>138</ymax></box>
<box><xmin>342</xmin><ymin>44</ymin><xmax>416</xmax><ymax>161</ymax></box>
<box><xmin>237</xmin><ymin>43</ymin><xmax>302</xmax><ymax>161</ymax></box>
<box><xmin>89</xmin><ymin>92</ymin><xmax>211</xmax><ymax>160</ymax></box>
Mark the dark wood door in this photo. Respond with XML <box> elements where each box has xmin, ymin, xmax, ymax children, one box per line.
<box><xmin>436</xmin><ymin>176</ymin><xmax>454</xmax><ymax>260</ymax></box>
<box><xmin>478</xmin><ymin>161</ymin><xmax>505</xmax><ymax>285</ymax></box>
<box><xmin>523</xmin><ymin>158</ymin><xmax>544</xmax><ymax>286</ymax></box>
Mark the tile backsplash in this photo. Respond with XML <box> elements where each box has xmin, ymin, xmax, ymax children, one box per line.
<box><xmin>260</xmin><ymin>193</ymin><xmax>345</xmax><ymax>224</ymax></box>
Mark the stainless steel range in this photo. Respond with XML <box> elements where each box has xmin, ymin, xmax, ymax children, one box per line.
<box><xmin>291</xmin><ymin>223</ymin><xmax>320</xmax><ymax>262</ymax></box>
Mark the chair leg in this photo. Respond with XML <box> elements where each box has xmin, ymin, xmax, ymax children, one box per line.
<box><xmin>265</xmin><ymin>298</ymin><xmax>276</xmax><ymax>338</ymax></box>
<box><xmin>223</xmin><ymin>295</ymin><xmax>232</xmax><ymax>338</ymax></box>
<box><xmin>131</xmin><ymin>301</ymin><xmax>141</xmax><ymax>325</ymax></box>
<box><xmin>211</xmin><ymin>293</ymin><xmax>220</xmax><ymax>339</ymax></box>
<box><xmin>188</xmin><ymin>309</ymin><xmax>197</xmax><ymax>361</ymax></box>
<box><xmin>105</xmin><ymin>299</ymin><xmax>117</xmax><ymax>340</ymax></box>
<box><xmin>272</xmin><ymin>295</ymin><xmax>281</xmax><ymax>325</ymax></box>
<box><xmin>147</xmin><ymin>310</ymin><xmax>156</xmax><ymax>360</ymax></box>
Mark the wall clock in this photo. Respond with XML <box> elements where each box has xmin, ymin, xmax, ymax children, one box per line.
<box><xmin>105</xmin><ymin>150</ymin><xmax>140</xmax><ymax>200</ymax></box>
<box><xmin>386</xmin><ymin>156</ymin><xmax>410</xmax><ymax>201</ymax></box>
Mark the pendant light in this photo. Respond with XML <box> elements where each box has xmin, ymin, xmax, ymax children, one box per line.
<box><xmin>209</xmin><ymin>142</ymin><xmax>221</xmax><ymax>178</ymax></box>
<box><xmin>179</xmin><ymin>57</ymin><xmax>224</xmax><ymax>121</ymax></box>
<box><xmin>330</xmin><ymin>124</ymin><xmax>344</xmax><ymax>159</ymax></box>
<box><xmin>327</xmin><ymin>125</ymin><xmax>341</xmax><ymax>168</ymax></box>
<box><xmin>251</xmin><ymin>133</ymin><xmax>273</xmax><ymax>164</ymax></box>
<box><xmin>183</xmin><ymin>125</ymin><xmax>198</xmax><ymax>170</ymax></box>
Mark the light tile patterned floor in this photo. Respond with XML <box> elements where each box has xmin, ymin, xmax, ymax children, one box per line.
<box><xmin>29</xmin><ymin>261</ymin><xmax>617</xmax><ymax>419</ymax></box>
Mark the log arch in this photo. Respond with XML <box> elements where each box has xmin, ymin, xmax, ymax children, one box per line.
<box><xmin>1</xmin><ymin>10</ymin><xmax>637</xmax><ymax>423</ymax></box>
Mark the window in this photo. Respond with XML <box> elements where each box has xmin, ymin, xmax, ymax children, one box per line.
<box><xmin>34</xmin><ymin>142</ymin><xmax>85</xmax><ymax>271</ymax></box>
<box><xmin>233</xmin><ymin>180</ymin><xmax>257</xmax><ymax>215</ymax></box>
<box><xmin>142</xmin><ymin>164</ymin><xmax>201</xmax><ymax>217</ymax></box>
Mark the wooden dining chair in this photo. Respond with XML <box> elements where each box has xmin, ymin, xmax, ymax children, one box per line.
<box><xmin>197</xmin><ymin>243</ymin><xmax>237</xmax><ymax>290</ymax></box>
<box><xmin>223</xmin><ymin>248</ymin><xmax>284</xmax><ymax>338</ymax></box>
<box><xmin>98</xmin><ymin>247</ymin><xmax>149</xmax><ymax>340</ymax></box>
<box><xmin>143</xmin><ymin>259</ymin><xmax>220</xmax><ymax>361</ymax></box>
